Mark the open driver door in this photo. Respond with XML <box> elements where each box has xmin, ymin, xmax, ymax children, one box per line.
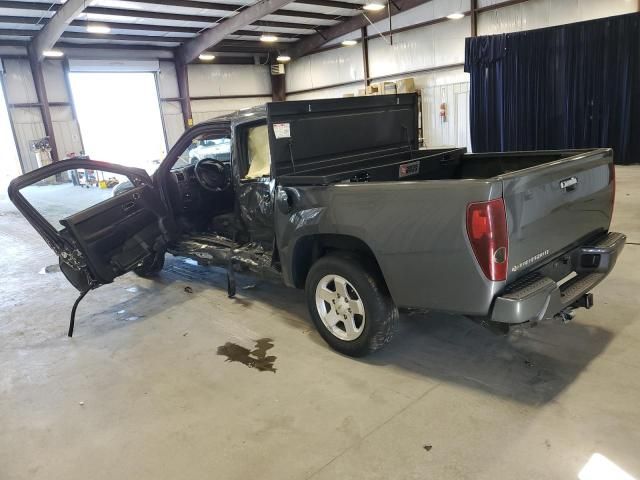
<box><xmin>8</xmin><ymin>158</ymin><xmax>175</xmax><ymax>336</ymax></box>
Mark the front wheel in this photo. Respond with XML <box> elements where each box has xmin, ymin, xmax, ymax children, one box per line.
<box><xmin>134</xmin><ymin>251</ymin><xmax>165</xmax><ymax>278</ymax></box>
<box><xmin>305</xmin><ymin>254</ymin><xmax>398</xmax><ymax>357</ymax></box>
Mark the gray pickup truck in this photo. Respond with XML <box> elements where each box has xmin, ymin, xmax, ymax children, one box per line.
<box><xmin>9</xmin><ymin>94</ymin><xmax>625</xmax><ymax>356</ymax></box>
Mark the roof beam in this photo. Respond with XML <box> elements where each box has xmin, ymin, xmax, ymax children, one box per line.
<box><xmin>31</xmin><ymin>0</ymin><xmax>93</xmax><ymax>60</ymax></box>
<box><xmin>83</xmin><ymin>5</ymin><xmax>340</xmax><ymax>23</ymax></box>
<box><xmin>290</xmin><ymin>0</ymin><xmax>431</xmax><ymax>58</ymax></box>
<box><xmin>0</xmin><ymin>11</ymin><xmax>322</xmax><ymax>34</ymax></box>
<box><xmin>295</xmin><ymin>0</ymin><xmax>362</xmax><ymax>10</ymax></box>
<box><xmin>178</xmin><ymin>0</ymin><xmax>296</xmax><ymax>63</ymax></box>
<box><xmin>0</xmin><ymin>1</ymin><xmax>343</xmax><ymax>23</ymax></box>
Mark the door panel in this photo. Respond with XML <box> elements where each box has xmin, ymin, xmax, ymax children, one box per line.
<box><xmin>8</xmin><ymin>159</ymin><xmax>172</xmax><ymax>291</ymax></box>
<box><xmin>60</xmin><ymin>183</ymin><xmax>168</xmax><ymax>284</ymax></box>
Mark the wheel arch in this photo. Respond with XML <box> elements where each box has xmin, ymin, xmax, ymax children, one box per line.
<box><xmin>290</xmin><ymin>234</ymin><xmax>385</xmax><ymax>289</ymax></box>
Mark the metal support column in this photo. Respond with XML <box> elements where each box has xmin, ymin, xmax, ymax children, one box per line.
<box><xmin>175</xmin><ymin>58</ymin><xmax>193</xmax><ymax>128</ymax></box>
<box><xmin>471</xmin><ymin>0</ymin><xmax>478</xmax><ymax>37</ymax></box>
<box><xmin>28</xmin><ymin>45</ymin><xmax>59</xmax><ymax>163</ymax></box>
<box><xmin>361</xmin><ymin>27</ymin><xmax>370</xmax><ymax>87</ymax></box>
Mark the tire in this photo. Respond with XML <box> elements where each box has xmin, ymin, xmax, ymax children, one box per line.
<box><xmin>305</xmin><ymin>254</ymin><xmax>398</xmax><ymax>357</ymax></box>
<box><xmin>134</xmin><ymin>251</ymin><xmax>165</xmax><ymax>278</ymax></box>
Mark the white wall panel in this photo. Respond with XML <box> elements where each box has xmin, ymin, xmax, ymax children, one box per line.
<box><xmin>188</xmin><ymin>64</ymin><xmax>271</xmax><ymax>97</ymax></box>
<box><xmin>368</xmin><ymin>17</ymin><xmax>469</xmax><ymax>79</ymax></box>
<box><xmin>285</xmin><ymin>46</ymin><xmax>363</xmax><ymax>93</ymax></box>
<box><xmin>366</xmin><ymin>0</ymin><xmax>471</xmax><ymax>36</ymax></box>
<box><xmin>51</xmin><ymin>106</ymin><xmax>83</xmax><ymax>158</ymax></box>
<box><xmin>3</xmin><ymin>59</ymin><xmax>37</xmax><ymax>104</ymax></box>
<box><xmin>287</xmin><ymin>83</ymin><xmax>361</xmax><ymax>100</ymax></box>
<box><xmin>160</xmin><ymin>100</ymin><xmax>185</xmax><ymax>148</ymax></box>
<box><xmin>157</xmin><ymin>61</ymin><xmax>179</xmax><ymax>99</ymax></box>
<box><xmin>191</xmin><ymin>96</ymin><xmax>271</xmax><ymax>124</ymax></box>
<box><xmin>478</xmin><ymin>0</ymin><xmax>638</xmax><ymax>36</ymax></box>
<box><xmin>423</xmin><ymin>81</ymin><xmax>470</xmax><ymax>149</ymax></box>
<box><xmin>42</xmin><ymin>61</ymin><xmax>69</xmax><ymax>103</ymax></box>
<box><xmin>10</xmin><ymin>107</ymin><xmax>44</xmax><ymax>172</ymax></box>
<box><xmin>477</xmin><ymin>0</ymin><xmax>514</xmax><ymax>8</ymax></box>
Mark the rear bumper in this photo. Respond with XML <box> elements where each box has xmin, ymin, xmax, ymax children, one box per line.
<box><xmin>490</xmin><ymin>232</ymin><xmax>626</xmax><ymax>324</ymax></box>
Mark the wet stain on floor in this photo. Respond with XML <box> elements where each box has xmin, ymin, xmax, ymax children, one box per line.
<box><xmin>217</xmin><ymin>338</ymin><xmax>277</xmax><ymax>373</ymax></box>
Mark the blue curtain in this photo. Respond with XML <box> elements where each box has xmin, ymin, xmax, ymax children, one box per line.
<box><xmin>464</xmin><ymin>12</ymin><xmax>640</xmax><ymax>165</ymax></box>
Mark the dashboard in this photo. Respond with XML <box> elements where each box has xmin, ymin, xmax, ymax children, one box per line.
<box><xmin>167</xmin><ymin>164</ymin><xmax>233</xmax><ymax>216</ymax></box>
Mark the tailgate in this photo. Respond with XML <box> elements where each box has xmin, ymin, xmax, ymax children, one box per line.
<box><xmin>501</xmin><ymin>148</ymin><xmax>614</xmax><ymax>281</ymax></box>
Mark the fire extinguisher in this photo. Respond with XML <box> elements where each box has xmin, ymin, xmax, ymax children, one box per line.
<box><xmin>439</xmin><ymin>102</ymin><xmax>447</xmax><ymax>123</ymax></box>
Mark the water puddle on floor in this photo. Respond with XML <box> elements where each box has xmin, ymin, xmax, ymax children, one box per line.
<box><xmin>217</xmin><ymin>338</ymin><xmax>277</xmax><ymax>373</ymax></box>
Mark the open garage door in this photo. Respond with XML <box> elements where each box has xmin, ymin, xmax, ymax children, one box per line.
<box><xmin>68</xmin><ymin>64</ymin><xmax>167</xmax><ymax>175</ymax></box>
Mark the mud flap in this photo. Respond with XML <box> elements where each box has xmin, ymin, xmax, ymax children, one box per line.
<box><xmin>227</xmin><ymin>257</ymin><xmax>236</xmax><ymax>298</ymax></box>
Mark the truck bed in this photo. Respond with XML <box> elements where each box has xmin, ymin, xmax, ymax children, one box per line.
<box><xmin>277</xmin><ymin>147</ymin><xmax>592</xmax><ymax>186</ymax></box>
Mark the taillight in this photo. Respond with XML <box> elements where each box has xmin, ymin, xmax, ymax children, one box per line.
<box><xmin>608</xmin><ymin>162</ymin><xmax>616</xmax><ymax>215</ymax></box>
<box><xmin>466</xmin><ymin>198</ymin><xmax>509</xmax><ymax>282</ymax></box>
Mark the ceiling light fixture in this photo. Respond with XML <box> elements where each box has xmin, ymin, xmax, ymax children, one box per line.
<box><xmin>87</xmin><ymin>24</ymin><xmax>111</xmax><ymax>34</ymax></box>
<box><xmin>363</xmin><ymin>2</ymin><xmax>386</xmax><ymax>11</ymax></box>
<box><xmin>43</xmin><ymin>50</ymin><xmax>64</xmax><ymax>58</ymax></box>
<box><xmin>276</xmin><ymin>55</ymin><xmax>291</xmax><ymax>62</ymax></box>
<box><xmin>260</xmin><ymin>34</ymin><xmax>278</xmax><ymax>43</ymax></box>
<box><xmin>341</xmin><ymin>39</ymin><xmax>357</xmax><ymax>46</ymax></box>
<box><xmin>446</xmin><ymin>12</ymin><xmax>465</xmax><ymax>20</ymax></box>
<box><xmin>198</xmin><ymin>53</ymin><xmax>216</xmax><ymax>61</ymax></box>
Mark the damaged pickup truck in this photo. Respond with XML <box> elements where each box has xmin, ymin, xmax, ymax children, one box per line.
<box><xmin>9</xmin><ymin>94</ymin><xmax>625</xmax><ymax>356</ymax></box>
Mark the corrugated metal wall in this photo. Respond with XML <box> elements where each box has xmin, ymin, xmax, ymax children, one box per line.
<box><xmin>285</xmin><ymin>0</ymin><xmax>638</xmax><ymax>149</ymax></box>
<box><xmin>285</xmin><ymin>46</ymin><xmax>363</xmax><ymax>94</ymax></box>
<box><xmin>188</xmin><ymin>64</ymin><xmax>271</xmax><ymax>124</ymax></box>
<box><xmin>2</xmin><ymin>58</ymin><xmax>83</xmax><ymax>172</ymax></box>
<box><xmin>1</xmin><ymin>0</ymin><xmax>636</xmax><ymax>173</ymax></box>
<box><xmin>477</xmin><ymin>0</ymin><xmax>637</xmax><ymax>35</ymax></box>
<box><xmin>0</xmin><ymin>60</ymin><xmax>273</xmax><ymax>172</ymax></box>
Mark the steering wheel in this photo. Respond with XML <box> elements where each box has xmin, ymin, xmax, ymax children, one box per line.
<box><xmin>194</xmin><ymin>158</ymin><xmax>230</xmax><ymax>192</ymax></box>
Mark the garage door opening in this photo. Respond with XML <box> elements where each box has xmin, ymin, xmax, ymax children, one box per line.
<box><xmin>68</xmin><ymin>72</ymin><xmax>167</xmax><ymax>174</ymax></box>
<box><xmin>0</xmin><ymin>79</ymin><xmax>22</xmax><ymax>189</ymax></box>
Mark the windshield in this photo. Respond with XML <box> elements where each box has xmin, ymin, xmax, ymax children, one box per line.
<box><xmin>172</xmin><ymin>135</ymin><xmax>232</xmax><ymax>171</ymax></box>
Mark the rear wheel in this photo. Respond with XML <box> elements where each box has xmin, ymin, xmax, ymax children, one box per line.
<box><xmin>305</xmin><ymin>254</ymin><xmax>398</xmax><ymax>357</ymax></box>
<box><xmin>134</xmin><ymin>251</ymin><xmax>165</xmax><ymax>278</ymax></box>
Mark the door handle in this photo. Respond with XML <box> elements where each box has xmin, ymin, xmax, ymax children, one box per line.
<box><xmin>122</xmin><ymin>201</ymin><xmax>136</xmax><ymax>212</ymax></box>
<box><xmin>560</xmin><ymin>177</ymin><xmax>578</xmax><ymax>192</ymax></box>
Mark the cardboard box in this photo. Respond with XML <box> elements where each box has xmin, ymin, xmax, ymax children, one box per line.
<box><xmin>396</xmin><ymin>77</ymin><xmax>416</xmax><ymax>94</ymax></box>
<box><xmin>382</xmin><ymin>81</ymin><xmax>397</xmax><ymax>95</ymax></box>
<box><xmin>366</xmin><ymin>83</ymin><xmax>381</xmax><ymax>95</ymax></box>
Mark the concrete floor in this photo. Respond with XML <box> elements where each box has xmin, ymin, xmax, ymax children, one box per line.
<box><xmin>1</xmin><ymin>166</ymin><xmax>639</xmax><ymax>480</ymax></box>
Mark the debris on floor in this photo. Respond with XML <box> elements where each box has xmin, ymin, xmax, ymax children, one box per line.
<box><xmin>217</xmin><ymin>338</ymin><xmax>276</xmax><ymax>373</ymax></box>
<box><xmin>38</xmin><ymin>264</ymin><xmax>60</xmax><ymax>274</ymax></box>
<box><xmin>125</xmin><ymin>286</ymin><xmax>139</xmax><ymax>293</ymax></box>
<box><xmin>184</xmin><ymin>286</ymin><xmax>194</xmax><ymax>294</ymax></box>
<box><xmin>423</xmin><ymin>445</ymin><xmax>433</xmax><ymax>452</ymax></box>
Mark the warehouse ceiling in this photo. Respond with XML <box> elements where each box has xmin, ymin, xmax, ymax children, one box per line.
<box><xmin>0</xmin><ymin>0</ymin><xmax>388</xmax><ymax>62</ymax></box>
